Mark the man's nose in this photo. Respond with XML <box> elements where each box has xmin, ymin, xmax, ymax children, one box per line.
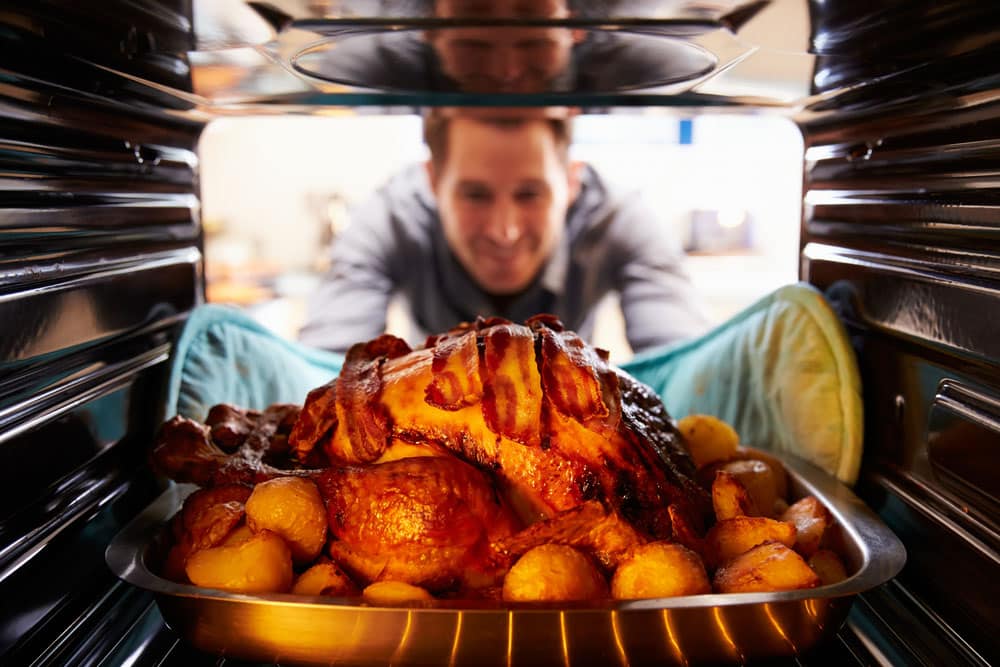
<box><xmin>486</xmin><ymin>46</ymin><xmax>524</xmax><ymax>83</ymax></box>
<box><xmin>483</xmin><ymin>201</ymin><xmax>522</xmax><ymax>245</ymax></box>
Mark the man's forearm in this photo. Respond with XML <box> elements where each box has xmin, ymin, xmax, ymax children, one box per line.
<box><xmin>298</xmin><ymin>270</ymin><xmax>391</xmax><ymax>353</ymax></box>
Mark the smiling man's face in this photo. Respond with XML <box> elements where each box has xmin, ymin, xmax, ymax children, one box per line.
<box><xmin>428</xmin><ymin>0</ymin><xmax>576</xmax><ymax>93</ymax></box>
<box><xmin>427</xmin><ymin>116</ymin><xmax>580</xmax><ymax>296</ymax></box>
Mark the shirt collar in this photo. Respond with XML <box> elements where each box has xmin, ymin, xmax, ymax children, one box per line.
<box><xmin>541</xmin><ymin>165</ymin><xmax>600</xmax><ymax>296</ymax></box>
<box><xmin>539</xmin><ymin>228</ymin><xmax>570</xmax><ymax>296</ymax></box>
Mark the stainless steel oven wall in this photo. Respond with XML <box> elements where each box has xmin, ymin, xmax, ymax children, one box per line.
<box><xmin>798</xmin><ymin>2</ymin><xmax>1000</xmax><ymax>662</ymax></box>
<box><xmin>0</xmin><ymin>2</ymin><xmax>204</xmax><ymax>664</ymax></box>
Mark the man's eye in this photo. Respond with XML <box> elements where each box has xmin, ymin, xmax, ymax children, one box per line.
<box><xmin>461</xmin><ymin>189</ymin><xmax>492</xmax><ymax>202</ymax></box>
<box><xmin>515</xmin><ymin>189</ymin><xmax>542</xmax><ymax>203</ymax></box>
<box><xmin>517</xmin><ymin>39</ymin><xmax>556</xmax><ymax>52</ymax></box>
<box><xmin>452</xmin><ymin>40</ymin><xmax>491</xmax><ymax>54</ymax></box>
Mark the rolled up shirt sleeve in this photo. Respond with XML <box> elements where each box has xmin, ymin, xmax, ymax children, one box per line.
<box><xmin>610</xmin><ymin>196</ymin><xmax>713</xmax><ymax>352</ymax></box>
<box><xmin>298</xmin><ymin>194</ymin><xmax>398</xmax><ymax>353</ymax></box>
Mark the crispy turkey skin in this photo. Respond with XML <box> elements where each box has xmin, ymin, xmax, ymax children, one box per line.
<box><xmin>289</xmin><ymin>315</ymin><xmax>707</xmax><ymax>536</ymax></box>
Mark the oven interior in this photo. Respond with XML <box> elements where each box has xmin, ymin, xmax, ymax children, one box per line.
<box><xmin>1</xmin><ymin>1</ymin><xmax>998</xmax><ymax>665</ymax></box>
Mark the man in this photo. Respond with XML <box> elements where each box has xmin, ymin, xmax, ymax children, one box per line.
<box><xmin>299</xmin><ymin>107</ymin><xmax>710</xmax><ymax>354</ymax></box>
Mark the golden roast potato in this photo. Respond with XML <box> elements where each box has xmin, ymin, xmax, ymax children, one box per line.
<box><xmin>162</xmin><ymin>485</ymin><xmax>251</xmax><ymax>582</ymax></box>
<box><xmin>733</xmin><ymin>446</ymin><xmax>789</xmax><ymax>500</ymax></box>
<box><xmin>611</xmin><ymin>542</ymin><xmax>711</xmax><ymax>599</ymax></box>
<box><xmin>808</xmin><ymin>549</ymin><xmax>849</xmax><ymax>585</ymax></box>
<box><xmin>502</xmin><ymin>544</ymin><xmax>608</xmax><ymax>602</ymax></box>
<box><xmin>712</xmin><ymin>470</ymin><xmax>758</xmax><ymax>520</ymax></box>
<box><xmin>781</xmin><ymin>496</ymin><xmax>832</xmax><ymax>556</ymax></box>
<box><xmin>713</xmin><ymin>540</ymin><xmax>821</xmax><ymax>593</ymax></box>
<box><xmin>245</xmin><ymin>476</ymin><xmax>328</xmax><ymax>565</ymax></box>
<box><xmin>362</xmin><ymin>581</ymin><xmax>434</xmax><ymax>604</ymax></box>
<box><xmin>185</xmin><ymin>529</ymin><xmax>293</xmax><ymax>594</ymax></box>
<box><xmin>717</xmin><ymin>459</ymin><xmax>779</xmax><ymax>518</ymax></box>
<box><xmin>704</xmin><ymin>516</ymin><xmax>797</xmax><ymax>569</ymax></box>
<box><xmin>677</xmin><ymin>414</ymin><xmax>739</xmax><ymax>468</ymax></box>
<box><xmin>219</xmin><ymin>523</ymin><xmax>254</xmax><ymax>546</ymax></box>
<box><xmin>292</xmin><ymin>560</ymin><xmax>360</xmax><ymax>597</ymax></box>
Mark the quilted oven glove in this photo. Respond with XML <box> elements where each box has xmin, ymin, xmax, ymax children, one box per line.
<box><xmin>620</xmin><ymin>282</ymin><xmax>862</xmax><ymax>484</ymax></box>
<box><xmin>163</xmin><ymin>304</ymin><xmax>344</xmax><ymax>423</ymax></box>
<box><xmin>164</xmin><ymin>282</ymin><xmax>861</xmax><ymax>484</ymax></box>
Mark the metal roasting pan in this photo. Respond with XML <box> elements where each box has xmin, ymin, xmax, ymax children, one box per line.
<box><xmin>107</xmin><ymin>455</ymin><xmax>905</xmax><ymax>666</ymax></box>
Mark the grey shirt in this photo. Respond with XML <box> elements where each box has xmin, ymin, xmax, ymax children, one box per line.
<box><xmin>299</xmin><ymin>163</ymin><xmax>710</xmax><ymax>353</ymax></box>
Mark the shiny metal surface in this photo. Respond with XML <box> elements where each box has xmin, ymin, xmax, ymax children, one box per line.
<box><xmin>0</xmin><ymin>249</ymin><xmax>200</xmax><ymax>367</ymax></box>
<box><xmin>292</xmin><ymin>28</ymin><xmax>719</xmax><ymax>94</ymax></box>
<box><xmin>799</xmin><ymin>27</ymin><xmax>1000</xmax><ymax>660</ymax></box>
<box><xmin>808</xmin><ymin>1</ymin><xmax>1000</xmax><ymax>104</ymax></box>
<box><xmin>242</xmin><ymin>1</ymin><xmax>760</xmax><ymax>21</ymax></box>
<box><xmin>0</xmin><ymin>3</ymin><xmax>204</xmax><ymax>660</ymax></box>
<box><xmin>927</xmin><ymin>381</ymin><xmax>1000</xmax><ymax>518</ymax></box>
<box><xmin>107</xmin><ymin>455</ymin><xmax>904</xmax><ymax>666</ymax></box>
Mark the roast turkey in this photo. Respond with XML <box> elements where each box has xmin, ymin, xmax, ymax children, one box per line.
<box><xmin>152</xmin><ymin>315</ymin><xmax>709</xmax><ymax>592</ymax></box>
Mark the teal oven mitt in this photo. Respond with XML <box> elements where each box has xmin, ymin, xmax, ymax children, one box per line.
<box><xmin>163</xmin><ymin>304</ymin><xmax>344</xmax><ymax>421</ymax></box>
<box><xmin>620</xmin><ymin>282</ymin><xmax>862</xmax><ymax>484</ymax></box>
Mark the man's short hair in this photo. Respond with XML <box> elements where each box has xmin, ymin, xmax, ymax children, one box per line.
<box><xmin>423</xmin><ymin>108</ymin><xmax>573</xmax><ymax>167</ymax></box>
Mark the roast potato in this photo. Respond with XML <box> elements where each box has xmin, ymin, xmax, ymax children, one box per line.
<box><xmin>808</xmin><ymin>549</ymin><xmax>848</xmax><ymax>585</ymax></box>
<box><xmin>611</xmin><ymin>542</ymin><xmax>710</xmax><ymax>599</ymax></box>
<box><xmin>185</xmin><ymin>529</ymin><xmax>293</xmax><ymax>594</ymax></box>
<box><xmin>734</xmin><ymin>446</ymin><xmax>789</xmax><ymax>500</ymax></box>
<box><xmin>712</xmin><ymin>470</ymin><xmax>758</xmax><ymax>520</ymax></box>
<box><xmin>780</xmin><ymin>496</ymin><xmax>831</xmax><ymax>556</ymax></box>
<box><xmin>362</xmin><ymin>581</ymin><xmax>434</xmax><ymax>604</ymax></box>
<box><xmin>677</xmin><ymin>414</ymin><xmax>739</xmax><ymax>468</ymax></box>
<box><xmin>717</xmin><ymin>459</ymin><xmax>779</xmax><ymax>518</ymax></box>
<box><xmin>502</xmin><ymin>544</ymin><xmax>608</xmax><ymax>602</ymax></box>
<box><xmin>704</xmin><ymin>516</ymin><xmax>797</xmax><ymax>569</ymax></box>
<box><xmin>713</xmin><ymin>541</ymin><xmax>821</xmax><ymax>593</ymax></box>
<box><xmin>292</xmin><ymin>560</ymin><xmax>359</xmax><ymax>596</ymax></box>
<box><xmin>245</xmin><ymin>476</ymin><xmax>328</xmax><ymax>565</ymax></box>
<box><xmin>219</xmin><ymin>523</ymin><xmax>254</xmax><ymax>546</ymax></box>
<box><xmin>163</xmin><ymin>485</ymin><xmax>251</xmax><ymax>582</ymax></box>
<box><xmin>170</xmin><ymin>485</ymin><xmax>251</xmax><ymax>545</ymax></box>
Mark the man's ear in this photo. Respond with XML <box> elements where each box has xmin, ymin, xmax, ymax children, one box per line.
<box><xmin>565</xmin><ymin>6</ymin><xmax>586</xmax><ymax>44</ymax></box>
<box><xmin>567</xmin><ymin>160</ymin><xmax>585</xmax><ymax>202</ymax></box>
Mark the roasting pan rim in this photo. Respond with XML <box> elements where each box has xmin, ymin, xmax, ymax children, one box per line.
<box><xmin>104</xmin><ymin>453</ymin><xmax>905</xmax><ymax>664</ymax></box>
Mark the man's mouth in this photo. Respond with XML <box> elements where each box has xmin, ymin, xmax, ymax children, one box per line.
<box><xmin>481</xmin><ymin>249</ymin><xmax>523</xmax><ymax>266</ymax></box>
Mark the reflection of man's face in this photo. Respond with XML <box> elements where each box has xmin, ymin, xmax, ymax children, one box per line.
<box><xmin>428</xmin><ymin>0</ymin><xmax>576</xmax><ymax>93</ymax></box>
<box><xmin>427</xmin><ymin>117</ymin><xmax>579</xmax><ymax>296</ymax></box>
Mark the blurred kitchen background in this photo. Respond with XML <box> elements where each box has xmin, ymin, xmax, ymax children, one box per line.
<box><xmin>199</xmin><ymin>111</ymin><xmax>803</xmax><ymax>362</ymax></box>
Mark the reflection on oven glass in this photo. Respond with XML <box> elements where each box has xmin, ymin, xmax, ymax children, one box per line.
<box><xmin>293</xmin><ymin>28</ymin><xmax>717</xmax><ymax>94</ymax></box>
